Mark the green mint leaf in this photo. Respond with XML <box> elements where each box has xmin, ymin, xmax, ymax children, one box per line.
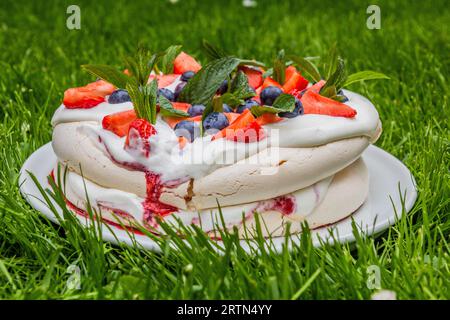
<box><xmin>288</xmin><ymin>56</ymin><xmax>322</xmax><ymax>82</ymax></box>
<box><xmin>202</xmin><ymin>39</ymin><xmax>228</xmax><ymax>60</ymax></box>
<box><xmin>323</xmin><ymin>43</ymin><xmax>338</xmax><ymax>79</ymax></box>
<box><xmin>344</xmin><ymin>71</ymin><xmax>390</xmax><ymax>87</ymax></box>
<box><xmin>221</xmin><ymin>93</ymin><xmax>244</xmax><ymax>107</ymax></box>
<box><xmin>126</xmin><ymin>79</ymin><xmax>158</xmax><ymax>124</ymax></box>
<box><xmin>250</xmin><ymin>93</ymin><xmax>295</xmax><ymax>117</ymax></box>
<box><xmin>160</xmin><ymin>45</ymin><xmax>182</xmax><ymax>74</ymax></box>
<box><xmin>159</xmin><ymin>96</ymin><xmax>189</xmax><ymax>118</ymax></box>
<box><xmin>273</xmin><ymin>49</ymin><xmax>286</xmax><ymax>84</ymax></box>
<box><xmin>124</xmin><ymin>47</ymin><xmax>160</xmax><ymax>86</ymax></box>
<box><xmin>81</xmin><ymin>64</ymin><xmax>129</xmax><ymax>89</ymax></box>
<box><xmin>212</xmin><ymin>95</ymin><xmax>224</xmax><ymax>113</ymax></box>
<box><xmin>238</xmin><ymin>59</ymin><xmax>266</xmax><ymax>68</ymax></box>
<box><xmin>179</xmin><ymin>56</ymin><xmax>241</xmax><ymax>105</ymax></box>
<box><xmin>320</xmin><ymin>57</ymin><xmax>347</xmax><ymax>97</ymax></box>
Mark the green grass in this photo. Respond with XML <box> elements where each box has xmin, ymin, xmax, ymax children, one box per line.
<box><xmin>0</xmin><ymin>0</ymin><xmax>449</xmax><ymax>299</ymax></box>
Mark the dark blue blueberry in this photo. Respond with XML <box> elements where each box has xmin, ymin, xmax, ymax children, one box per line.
<box><xmin>222</xmin><ymin>103</ymin><xmax>233</xmax><ymax>113</ymax></box>
<box><xmin>336</xmin><ymin>90</ymin><xmax>349</xmax><ymax>102</ymax></box>
<box><xmin>236</xmin><ymin>99</ymin><xmax>259</xmax><ymax>113</ymax></box>
<box><xmin>217</xmin><ymin>80</ymin><xmax>228</xmax><ymax>95</ymax></box>
<box><xmin>278</xmin><ymin>98</ymin><xmax>304</xmax><ymax>118</ymax></box>
<box><xmin>158</xmin><ymin>88</ymin><xmax>175</xmax><ymax>102</ymax></box>
<box><xmin>108</xmin><ymin>89</ymin><xmax>131</xmax><ymax>104</ymax></box>
<box><xmin>187</xmin><ymin>104</ymin><xmax>206</xmax><ymax>117</ymax></box>
<box><xmin>260</xmin><ymin>86</ymin><xmax>283</xmax><ymax>106</ymax></box>
<box><xmin>180</xmin><ymin>71</ymin><xmax>195</xmax><ymax>82</ymax></box>
<box><xmin>174</xmin><ymin>120</ymin><xmax>200</xmax><ymax>142</ymax></box>
<box><xmin>174</xmin><ymin>81</ymin><xmax>187</xmax><ymax>101</ymax></box>
<box><xmin>203</xmin><ymin>112</ymin><xmax>229</xmax><ymax>131</ymax></box>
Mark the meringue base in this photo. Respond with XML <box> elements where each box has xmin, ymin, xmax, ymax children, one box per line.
<box><xmin>57</xmin><ymin>157</ymin><xmax>368</xmax><ymax>239</ymax></box>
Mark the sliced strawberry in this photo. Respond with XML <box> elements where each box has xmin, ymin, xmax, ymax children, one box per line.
<box><xmin>173</xmin><ymin>52</ymin><xmax>202</xmax><ymax>74</ymax></box>
<box><xmin>307</xmin><ymin>79</ymin><xmax>326</xmax><ymax>93</ymax></box>
<box><xmin>157</xmin><ymin>74</ymin><xmax>179</xmax><ymax>88</ymax></box>
<box><xmin>102</xmin><ymin>110</ymin><xmax>137</xmax><ymax>137</ymax></box>
<box><xmin>284</xmin><ymin>66</ymin><xmax>297</xmax><ymax>83</ymax></box>
<box><xmin>240</xmin><ymin>66</ymin><xmax>263</xmax><ymax>89</ymax></box>
<box><xmin>164</xmin><ymin>115</ymin><xmax>200</xmax><ymax>129</ymax></box>
<box><xmin>260</xmin><ymin>77</ymin><xmax>282</xmax><ymax>90</ymax></box>
<box><xmin>301</xmin><ymin>90</ymin><xmax>357</xmax><ymax>118</ymax></box>
<box><xmin>171</xmin><ymin>102</ymin><xmax>191</xmax><ymax>112</ymax></box>
<box><xmin>85</xmin><ymin>80</ymin><xmax>116</xmax><ymax>95</ymax></box>
<box><xmin>256</xmin><ymin>113</ymin><xmax>283</xmax><ymax>125</ymax></box>
<box><xmin>63</xmin><ymin>80</ymin><xmax>115</xmax><ymax>109</ymax></box>
<box><xmin>125</xmin><ymin>119</ymin><xmax>157</xmax><ymax>157</ymax></box>
<box><xmin>224</xmin><ymin>112</ymin><xmax>240</xmax><ymax>124</ymax></box>
<box><xmin>213</xmin><ymin>109</ymin><xmax>265</xmax><ymax>142</ymax></box>
<box><xmin>282</xmin><ymin>69</ymin><xmax>308</xmax><ymax>93</ymax></box>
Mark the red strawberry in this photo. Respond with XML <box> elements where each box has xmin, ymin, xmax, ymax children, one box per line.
<box><xmin>260</xmin><ymin>77</ymin><xmax>282</xmax><ymax>90</ymax></box>
<box><xmin>284</xmin><ymin>66</ymin><xmax>297</xmax><ymax>82</ymax></box>
<box><xmin>157</xmin><ymin>74</ymin><xmax>179</xmax><ymax>88</ymax></box>
<box><xmin>307</xmin><ymin>80</ymin><xmax>326</xmax><ymax>93</ymax></box>
<box><xmin>282</xmin><ymin>67</ymin><xmax>308</xmax><ymax>93</ymax></box>
<box><xmin>171</xmin><ymin>102</ymin><xmax>191</xmax><ymax>112</ymax></box>
<box><xmin>102</xmin><ymin>110</ymin><xmax>137</xmax><ymax>137</ymax></box>
<box><xmin>173</xmin><ymin>52</ymin><xmax>202</xmax><ymax>74</ymax></box>
<box><xmin>301</xmin><ymin>90</ymin><xmax>357</xmax><ymax>118</ymax></box>
<box><xmin>125</xmin><ymin>119</ymin><xmax>157</xmax><ymax>157</ymax></box>
<box><xmin>63</xmin><ymin>80</ymin><xmax>115</xmax><ymax>109</ymax></box>
<box><xmin>240</xmin><ymin>66</ymin><xmax>263</xmax><ymax>89</ymax></box>
<box><xmin>230</xmin><ymin>120</ymin><xmax>265</xmax><ymax>143</ymax></box>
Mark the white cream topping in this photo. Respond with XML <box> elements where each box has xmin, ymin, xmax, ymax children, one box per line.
<box><xmin>63</xmin><ymin>167</ymin><xmax>332</xmax><ymax>232</ymax></box>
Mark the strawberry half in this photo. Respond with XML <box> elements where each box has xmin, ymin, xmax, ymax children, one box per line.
<box><xmin>173</xmin><ymin>52</ymin><xmax>202</xmax><ymax>74</ymax></box>
<box><xmin>63</xmin><ymin>80</ymin><xmax>115</xmax><ymax>109</ymax></box>
<box><xmin>301</xmin><ymin>90</ymin><xmax>357</xmax><ymax>118</ymax></box>
<box><xmin>102</xmin><ymin>110</ymin><xmax>137</xmax><ymax>137</ymax></box>
<box><xmin>260</xmin><ymin>77</ymin><xmax>282</xmax><ymax>90</ymax></box>
<box><xmin>240</xmin><ymin>66</ymin><xmax>263</xmax><ymax>89</ymax></box>
<box><xmin>125</xmin><ymin>119</ymin><xmax>157</xmax><ymax>158</ymax></box>
<box><xmin>282</xmin><ymin>66</ymin><xmax>308</xmax><ymax>93</ymax></box>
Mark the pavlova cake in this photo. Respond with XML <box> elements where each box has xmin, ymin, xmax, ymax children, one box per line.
<box><xmin>50</xmin><ymin>44</ymin><xmax>384</xmax><ymax>237</ymax></box>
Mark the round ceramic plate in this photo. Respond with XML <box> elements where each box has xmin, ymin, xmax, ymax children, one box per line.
<box><xmin>19</xmin><ymin>142</ymin><xmax>417</xmax><ymax>252</ymax></box>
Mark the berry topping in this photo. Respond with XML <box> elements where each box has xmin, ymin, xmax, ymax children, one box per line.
<box><xmin>102</xmin><ymin>110</ymin><xmax>137</xmax><ymax>137</ymax></box>
<box><xmin>203</xmin><ymin>112</ymin><xmax>229</xmax><ymax>132</ymax></box>
<box><xmin>260</xmin><ymin>86</ymin><xmax>283</xmax><ymax>106</ymax></box>
<box><xmin>173</xmin><ymin>52</ymin><xmax>201</xmax><ymax>74</ymax></box>
<box><xmin>174</xmin><ymin>81</ymin><xmax>187</xmax><ymax>101</ymax></box>
<box><xmin>301</xmin><ymin>90</ymin><xmax>357</xmax><ymax>118</ymax></box>
<box><xmin>63</xmin><ymin>80</ymin><xmax>115</xmax><ymax>109</ymax></box>
<box><xmin>187</xmin><ymin>104</ymin><xmax>206</xmax><ymax>117</ymax></box>
<box><xmin>217</xmin><ymin>80</ymin><xmax>228</xmax><ymax>94</ymax></box>
<box><xmin>174</xmin><ymin>120</ymin><xmax>200</xmax><ymax>142</ymax></box>
<box><xmin>108</xmin><ymin>89</ymin><xmax>131</xmax><ymax>104</ymax></box>
<box><xmin>240</xmin><ymin>66</ymin><xmax>263</xmax><ymax>89</ymax></box>
<box><xmin>180</xmin><ymin>71</ymin><xmax>195</xmax><ymax>82</ymax></box>
<box><xmin>282</xmin><ymin>66</ymin><xmax>309</xmax><ymax>93</ymax></box>
<box><xmin>260</xmin><ymin>77</ymin><xmax>282</xmax><ymax>90</ymax></box>
<box><xmin>125</xmin><ymin>119</ymin><xmax>157</xmax><ymax>158</ymax></box>
<box><xmin>158</xmin><ymin>88</ymin><xmax>175</xmax><ymax>102</ymax></box>
<box><xmin>236</xmin><ymin>99</ymin><xmax>259</xmax><ymax>113</ymax></box>
<box><xmin>278</xmin><ymin>98</ymin><xmax>304</xmax><ymax>118</ymax></box>
<box><xmin>213</xmin><ymin>109</ymin><xmax>265</xmax><ymax>143</ymax></box>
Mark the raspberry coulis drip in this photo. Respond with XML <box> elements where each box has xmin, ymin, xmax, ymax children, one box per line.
<box><xmin>255</xmin><ymin>195</ymin><xmax>296</xmax><ymax>215</ymax></box>
<box><xmin>143</xmin><ymin>171</ymin><xmax>178</xmax><ymax>227</ymax></box>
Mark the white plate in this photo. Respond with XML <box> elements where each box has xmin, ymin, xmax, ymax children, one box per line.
<box><xmin>19</xmin><ymin>142</ymin><xmax>417</xmax><ymax>252</ymax></box>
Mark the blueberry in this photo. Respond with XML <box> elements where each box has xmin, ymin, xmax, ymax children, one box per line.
<box><xmin>181</xmin><ymin>71</ymin><xmax>195</xmax><ymax>82</ymax></box>
<box><xmin>217</xmin><ymin>80</ymin><xmax>228</xmax><ymax>95</ymax></box>
<box><xmin>174</xmin><ymin>81</ymin><xmax>187</xmax><ymax>101</ymax></box>
<box><xmin>278</xmin><ymin>98</ymin><xmax>304</xmax><ymax>118</ymax></box>
<box><xmin>108</xmin><ymin>89</ymin><xmax>131</xmax><ymax>104</ymax></box>
<box><xmin>222</xmin><ymin>103</ymin><xmax>233</xmax><ymax>113</ymax></box>
<box><xmin>158</xmin><ymin>88</ymin><xmax>175</xmax><ymax>102</ymax></box>
<box><xmin>336</xmin><ymin>90</ymin><xmax>349</xmax><ymax>102</ymax></box>
<box><xmin>236</xmin><ymin>99</ymin><xmax>259</xmax><ymax>113</ymax></box>
<box><xmin>203</xmin><ymin>112</ymin><xmax>229</xmax><ymax>131</ymax></box>
<box><xmin>187</xmin><ymin>104</ymin><xmax>206</xmax><ymax>117</ymax></box>
<box><xmin>260</xmin><ymin>86</ymin><xmax>283</xmax><ymax>106</ymax></box>
<box><xmin>174</xmin><ymin>120</ymin><xmax>200</xmax><ymax>142</ymax></box>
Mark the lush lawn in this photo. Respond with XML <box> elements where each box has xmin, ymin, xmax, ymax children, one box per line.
<box><xmin>0</xmin><ymin>0</ymin><xmax>449</xmax><ymax>299</ymax></box>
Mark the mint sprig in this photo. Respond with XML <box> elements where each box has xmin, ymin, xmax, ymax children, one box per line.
<box><xmin>272</xmin><ymin>49</ymin><xmax>286</xmax><ymax>84</ymax></box>
<box><xmin>81</xmin><ymin>64</ymin><xmax>129</xmax><ymax>89</ymax></box>
<box><xmin>179</xmin><ymin>56</ymin><xmax>241</xmax><ymax>105</ymax></box>
<box><xmin>160</xmin><ymin>45</ymin><xmax>182</xmax><ymax>74</ymax></box>
<box><xmin>250</xmin><ymin>94</ymin><xmax>295</xmax><ymax>117</ymax></box>
<box><xmin>221</xmin><ymin>70</ymin><xmax>256</xmax><ymax>108</ymax></box>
